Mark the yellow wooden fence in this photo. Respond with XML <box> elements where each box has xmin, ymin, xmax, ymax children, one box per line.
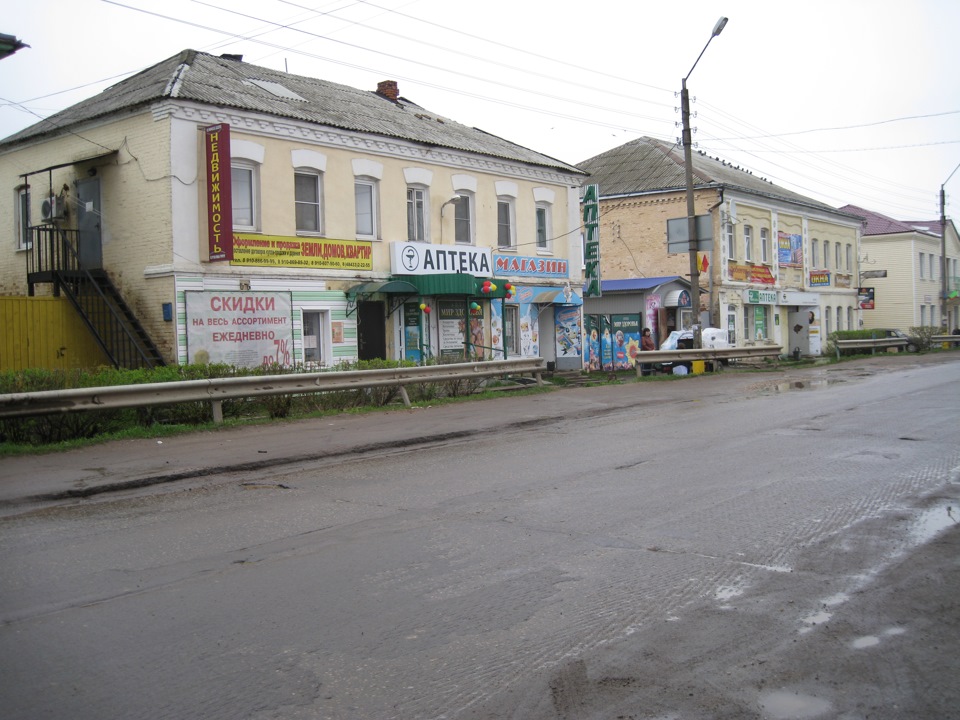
<box><xmin>0</xmin><ymin>296</ymin><xmax>110</xmax><ymax>371</ymax></box>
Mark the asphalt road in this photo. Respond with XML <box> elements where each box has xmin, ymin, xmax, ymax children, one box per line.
<box><xmin>1</xmin><ymin>353</ymin><xmax>958</xmax><ymax>719</ymax></box>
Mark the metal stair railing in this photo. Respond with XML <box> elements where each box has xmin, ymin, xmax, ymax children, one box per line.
<box><xmin>27</xmin><ymin>225</ymin><xmax>165</xmax><ymax>369</ymax></box>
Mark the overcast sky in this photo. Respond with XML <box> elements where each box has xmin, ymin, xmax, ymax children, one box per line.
<box><xmin>3</xmin><ymin>0</ymin><xmax>959</xmax><ymax>222</ymax></box>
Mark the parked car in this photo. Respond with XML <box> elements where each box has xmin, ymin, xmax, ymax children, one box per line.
<box><xmin>876</xmin><ymin>329</ymin><xmax>919</xmax><ymax>353</ymax></box>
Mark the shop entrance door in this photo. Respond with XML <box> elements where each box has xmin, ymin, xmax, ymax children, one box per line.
<box><xmin>357</xmin><ymin>301</ymin><xmax>386</xmax><ymax>360</ymax></box>
<box><xmin>75</xmin><ymin>177</ymin><xmax>102</xmax><ymax>269</ymax></box>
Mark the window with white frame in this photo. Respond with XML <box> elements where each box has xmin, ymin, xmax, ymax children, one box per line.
<box><xmin>454</xmin><ymin>193</ymin><xmax>473</xmax><ymax>244</ymax></box>
<box><xmin>301</xmin><ymin>310</ymin><xmax>327</xmax><ymax>366</ymax></box>
<box><xmin>835</xmin><ymin>242</ymin><xmax>841</xmax><ymax>270</ymax></box>
<box><xmin>294</xmin><ymin>170</ymin><xmax>322</xmax><ymax>234</ymax></box>
<box><xmin>231</xmin><ymin>162</ymin><xmax>258</xmax><ymax>230</ymax></box>
<box><xmin>919</xmin><ymin>252</ymin><xmax>925</xmax><ymax>279</ymax></box>
<box><xmin>929</xmin><ymin>253</ymin><xmax>935</xmax><ymax>280</ymax></box>
<box><xmin>836</xmin><ymin>306</ymin><xmax>842</xmax><ymax>331</ymax></box>
<box><xmin>354</xmin><ymin>178</ymin><xmax>378</xmax><ymax>239</ymax></box>
<box><xmin>824</xmin><ymin>308</ymin><xmax>832</xmax><ymax>335</ymax></box>
<box><xmin>744</xmin><ymin>225</ymin><xmax>753</xmax><ymax>262</ymax></box>
<box><xmin>725</xmin><ymin>222</ymin><xmax>735</xmax><ymax>261</ymax></box>
<box><xmin>727</xmin><ymin>309</ymin><xmax>737</xmax><ymax>346</ymax></box>
<box><xmin>847</xmin><ymin>306</ymin><xmax>854</xmax><ymax>330</ymax></box>
<box><xmin>497</xmin><ymin>199</ymin><xmax>515</xmax><ymax>249</ymax></box>
<box><xmin>846</xmin><ymin>243</ymin><xmax>852</xmax><ymax>272</ymax></box>
<box><xmin>407</xmin><ymin>186</ymin><xmax>427</xmax><ymax>242</ymax></box>
<box><xmin>823</xmin><ymin>241</ymin><xmax>830</xmax><ymax>269</ymax></box>
<box><xmin>742</xmin><ymin>306</ymin><xmax>750</xmax><ymax>341</ymax></box>
<box><xmin>15</xmin><ymin>186</ymin><xmax>31</xmax><ymax>250</ymax></box>
<box><xmin>535</xmin><ymin>204</ymin><xmax>551</xmax><ymax>251</ymax></box>
<box><xmin>921</xmin><ymin>305</ymin><xmax>927</xmax><ymax>325</ymax></box>
<box><xmin>760</xmin><ymin>227</ymin><xmax>769</xmax><ymax>263</ymax></box>
<box><xmin>811</xmin><ymin>239</ymin><xmax>819</xmax><ymax>268</ymax></box>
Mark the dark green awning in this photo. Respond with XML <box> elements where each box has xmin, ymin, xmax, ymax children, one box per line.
<box><xmin>392</xmin><ymin>274</ymin><xmax>507</xmax><ymax>298</ymax></box>
<box><xmin>347</xmin><ymin>280</ymin><xmax>420</xmax><ymax>299</ymax></box>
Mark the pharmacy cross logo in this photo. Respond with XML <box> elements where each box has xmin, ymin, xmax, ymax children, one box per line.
<box><xmin>402</xmin><ymin>246</ymin><xmax>420</xmax><ymax>272</ymax></box>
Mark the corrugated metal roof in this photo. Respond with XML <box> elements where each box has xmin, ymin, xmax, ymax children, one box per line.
<box><xmin>596</xmin><ymin>276</ymin><xmax>685</xmax><ymax>292</ymax></box>
<box><xmin>839</xmin><ymin>204</ymin><xmax>940</xmax><ymax>237</ymax></box>
<box><xmin>0</xmin><ymin>50</ymin><xmax>585</xmax><ymax>175</ymax></box>
<box><xmin>577</xmin><ymin>136</ymin><xmax>843</xmax><ymax>213</ymax></box>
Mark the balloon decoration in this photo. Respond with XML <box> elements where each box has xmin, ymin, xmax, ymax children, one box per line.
<box><xmin>469</xmin><ymin>302</ymin><xmax>481</xmax><ymax>314</ymax></box>
<box><xmin>504</xmin><ymin>282</ymin><xmax>514</xmax><ymax>300</ymax></box>
<box><xmin>419</xmin><ymin>302</ymin><xmax>431</xmax><ymax>314</ymax></box>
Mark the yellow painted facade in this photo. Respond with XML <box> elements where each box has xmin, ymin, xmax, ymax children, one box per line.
<box><xmin>1</xmin><ymin>59</ymin><xmax>584</xmax><ymax>369</ymax></box>
<box><xmin>0</xmin><ymin>297</ymin><xmax>110</xmax><ymax>371</ymax></box>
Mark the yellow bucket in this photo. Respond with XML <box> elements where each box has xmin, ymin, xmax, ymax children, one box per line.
<box><xmin>692</xmin><ymin>360</ymin><xmax>706</xmax><ymax>375</ymax></box>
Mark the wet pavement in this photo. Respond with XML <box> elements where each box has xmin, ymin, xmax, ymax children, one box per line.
<box><xmin>3</xmin><ymin>351</ymin><xmax>957</xmax><ymax>510</ymax></box>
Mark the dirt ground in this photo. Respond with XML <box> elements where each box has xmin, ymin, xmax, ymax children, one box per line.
<box><xmin>460</xmin><ymin>502</ymin><xmax>960</xmax><ymax>719</ymax></box>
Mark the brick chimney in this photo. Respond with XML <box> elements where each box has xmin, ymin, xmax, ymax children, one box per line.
<box><xmin>376</xmin><ymin>80</ymin><xmax>399</xmax><ymax>102</ymax></box>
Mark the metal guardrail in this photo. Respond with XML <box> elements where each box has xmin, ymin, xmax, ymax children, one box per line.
<box><xmin>635</xmin><ymin>345</ymin><xmax>783</xmax><ymax>377</ymax></box>
<box><xmin>833</xmin><ymin>338</ymin><xmax>908</xmax><ymax>359</ymax></box>
<box><xmin>931</xmin><ymin>335</ymin><xmax>960</xmax><ymax>345</ymax></box>
<box><xmin>0</xmin><ymin>358</ymin><xmax>546</xmax><ymax>423</ymax></box>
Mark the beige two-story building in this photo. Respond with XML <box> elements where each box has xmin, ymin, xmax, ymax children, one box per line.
<box><xmin>2</xmin><ymin>50</ymin><xmax>586</xmax><ymax>370</ymax></box>
<box><xmin>577</xmin><ymin>137</ymin><xmax>863</xmax><ymax>355</ymax></box>
<box><xmin>840</xmin><ymin>205</ymin><xmax>960</xmax><ymax>332</ymax></box>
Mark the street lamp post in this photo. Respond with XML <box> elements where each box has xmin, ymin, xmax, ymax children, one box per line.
<box><xmin>682</xmin><ymin>16</ymin><xmax>727</xmax><ymax>347</ymax></box>
<box><xmin>941</xmin><ymin>161</ymin><xmax>960</xmax><ymax>329</ymax></box>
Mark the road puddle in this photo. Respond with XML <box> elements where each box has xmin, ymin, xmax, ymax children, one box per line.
<box><xmin>758</xmin><ymin>690</ymin><xmax>832</xmax><ymax>719</ymax></box>
<box><xmin>909</xmin><ymin>503</ymin><xmax>958</xmax><ymax>544</ymax></box>
<box><xmin>772</xmin><ymin>379</ymin><xmax>844</xmax><ymax>393</ymax></box>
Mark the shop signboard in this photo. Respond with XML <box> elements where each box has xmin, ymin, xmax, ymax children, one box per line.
<box><xmin>185</xmin><ymin>291</ymin><xmax>293</xmax><ymax>367</ymax></box>
<box><xmin>204</xmin><ymin>124</ymin><xmax>233</xmax><ymax>262</ymax></box>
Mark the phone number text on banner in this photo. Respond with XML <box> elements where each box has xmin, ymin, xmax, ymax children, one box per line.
<box><xmin>231</xmin><ymin>234</ymin><xmax>373</xmax><ymax>270</ymax></box>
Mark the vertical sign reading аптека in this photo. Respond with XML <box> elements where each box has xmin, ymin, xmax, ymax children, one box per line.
<box><xmin>583</xmin><ymin>184</ymin><xmax>601</xmax><ymax>297</ymax></box>
<box><xmin>205</xmin><ymin>124</ymin><xmax>233</xmax><ymax>262</ymax></box>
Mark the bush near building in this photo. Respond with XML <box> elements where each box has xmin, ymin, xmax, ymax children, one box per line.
<box><xmin>0</xmin><ymin>359</ymin><xmax>484</xmax><ymax>447</ymax></box>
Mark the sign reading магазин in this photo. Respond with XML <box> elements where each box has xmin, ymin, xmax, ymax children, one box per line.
<box><xmin>390</xmin><ymin>241</ymin><xmax>491</xmax><ymax>276</ymax></box>
<box><xmin>185</xmin><ymin>291</ymin><xmax>294</xmax><ymax>368</ymax></box>
<box><xmin>493</xmin><ymin>254</ymin><xmax>569</xmax><ymax>278</ymax></box>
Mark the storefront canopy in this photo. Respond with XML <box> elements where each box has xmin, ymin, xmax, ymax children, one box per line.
<box><xmin>345</xmin><ymin>279</ymin><xmax>420</xmax><ymax>317</ymax></box>
<box><xmin>347</xmin><ymin>279</ymin><xmax>420</xmax><ymax>299</ymax></box>
<box><xmin>392</xmin><ymin>274</ymin><xmax>508</xmax><ymax>298</ymax></box>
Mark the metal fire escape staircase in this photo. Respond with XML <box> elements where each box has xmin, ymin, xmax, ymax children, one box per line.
<box><xmin>26</xmin><ymin>225</ymin><xmax>166</xmax><ymax>369</ymax></box>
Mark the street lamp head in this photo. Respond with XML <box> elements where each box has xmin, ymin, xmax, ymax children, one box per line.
<box><xmin>712</xmin><ymin>17</ymin><xmax>728</xmax><ymax>37</ymax></box>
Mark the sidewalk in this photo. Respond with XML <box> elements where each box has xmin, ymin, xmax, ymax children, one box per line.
<box><xmin>3</xmin><ymin>352</ymin><xmax>956</xmax><ymax>507</ymax></box>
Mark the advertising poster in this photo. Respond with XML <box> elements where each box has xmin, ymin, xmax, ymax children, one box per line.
<box><xmin>519</xmin><ymin>305</ymin><xmax>540</xmax><ymax>358</ymax></box>
<box><xmin>804</xmin><ymin>306</ymin><xmax>821</xmax><ymax>355</ymax></box>
<box><xmin>403</xmin><ymin>303</ymin><xmax>422</xmax><ymax>362</ymax></box>
<box><xmin>186</xmin><ymin>291</ymin><xmax>293</xmax><ymax>367</ymax></box>
<box><xmin>858</xmin><ymin>287</ymin><xmax>875</xmax><ymax>310</ymax></box>
<box><xmin>778</xmin><ymin>232</ymin><xmax>803</xmax><ymax>268</ymax></box>
<box><xmin>809</xmin><ymin>271</ymin><xmax>831</xmax><ymax>287</ymax></box>
<box><xmin>438</xmin><ymin>301</ymin><xmax>466</xmax><ymax>358</ymax></box>
<box><xmin>469</xmin><ymin>306</ymin><xmax>486</xmax><ymax>359</ymax></box>
<box><xmin>754</xmin><ymin>306</ymin><xmax>767</xmax><ymax>341</ymax></box>
<box><xmin>584</xmin><ymin>315</ymin><xmax>601</xmax><ymax>371</ymax></box>
<box><xmin>645</xmin><ymin>294</ymin><xmax>661</xmax><ymax>340</ymax></box>
<box><xmin>554</xmin><ymin>306</ymin><xmax>582</xmax><ymax>359</ymax></box>
<box><xmin>611</xmin><ymin>314</ymin><xmax>641</xmax><ymax>369</ymax></box>
<box><xmin>490</xmin><ymin>301</ymin><xmax>505</xmax><ymax>358</ymax></box>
